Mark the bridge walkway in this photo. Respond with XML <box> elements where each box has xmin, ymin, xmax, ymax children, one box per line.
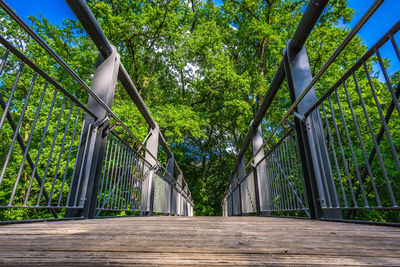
<box><xmin>1</xmin><ymin>217</ymin><xmax>399</xmax><ymax>265</ymax></box>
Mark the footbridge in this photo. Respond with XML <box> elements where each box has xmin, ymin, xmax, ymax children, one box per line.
<box><xmin>1</xmin><ymin>0</ymin><xmax>400</xmax><ymax>265</ymax></box>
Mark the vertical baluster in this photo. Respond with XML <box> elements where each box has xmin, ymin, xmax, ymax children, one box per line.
<box><xmin>66</xmin><ymin>117</ymin><xmax>86</xmax><ymax>207</ymax></box>
<box><xmin>335</xmin><ymin>89</ymin><xmax>368</xmax><ymax>207</ymax></box>
<box><xmin>376</xmin><ymin>49</ymin><xmax>400</xmax><ymax>118</ymax></box>
<box><xmin>108</xmin><ymin>139</ymin><xmax>121</xmax><ymax>209</ymax></box>
<box><xmin>119</xmin><ymin>145</ymin><xmax>130</xmax><ymax>210</ymax></box>
<box><xmin>126</xmin><ymin>149</ymin><xmax>135</xmax><ymax>211</ymax></box>
<box><xmin>283</xmin><ymin>138</ymin><xmax>296</xmax><ymax>210</ymax></box>
<box><xmin>343</xmin><ymin>81</ymin><xmax>381</xmax><ymax>206</ymax></box>
<box><xmin>97</xmin><ymin>135</ymin><xmax>110</xmax><ymax>209</ymax></box>
<box><xmin>117</xmin><ymin>144</ymin><xmax>127</xmax><ymax>211</ymax></box>
<box><xmin>328</xmin><ymin>95</ymin><xmax>358</xmax><ymax>207</ymax></box>
<box><xmin>0</xmin><ymin>62</ymin><xmax>24</xmax><ymax>134</ymax></box>
<box><xmin>116</xmin><ymin>145</ymin><xmax>127</xmax><ymax>210</ymax></box>
<box><xmin>25</xmin><ymin>88</ymin><xmax>58</xmax><ymax>205</ymax></box>
<box><xmin>276</xmin><ymin>142</ymin><xmax>287</xmax><ymax>210</ymax></box>
<box><xmin>272</xmin><ymin>150</ymin><xmax>281</xmax><ymax>211</ymax></box>
<box><xmin>278</xmin><ymin>142</ymin><xmax>291</xmax><ymax>211</ymax></box>
<box><xmin>389</xmin><ymin>35</ymin><xmax>400</xmax><ymax>62</ymax></box>
<box><xmin>48</xmin><ymin>101</ymin><xmax>74</xmax><ymax>206</ymax></box>
<box><xmin>37</xmin><ymin>96</ymin><xmax>66</xmax><ymax>206</ymax></box>
<box><xmin>58</xmin><ymin>108</ymin><xmax>81</xmax><ymax>207</ymax></box>
<box><xmin>355</xmin><ymin>68</ymin><xmax>397</xmax><ymax>206</ymax></box>
<box><xmin>121</xmin><ymin>148</ymin><xmax>131</xmax><ymax>210</ymax></box>
<box><xmin>137</xmin><ymin>156</ymin><xmax>145</xmax><ymax>211</ymax></box>
<box><xmin>293</xmin><ymin>133</ymin><xmax>306</xmax><ymax>210</ymax></box>
<box><xmin>127</xmin><ymin>151</ymin><xmax>136</xmax><ymax>211</ymax></box>
<box><xmin>288</xmin><ymin>132</ymin><xmax>301</xmax><ymax>207</ymax></box>
<box><xmin>367</xmin><ymin>56</ymin><xmax>400</xmax><ymax>175</ymax></box>
<box><xmin>10</xmin><ymin>79</ymin><xmax>47</xmax><ymax>206</ymax></box>
<box><xmin>0</xmin><ymin>72</ymin><xmax>36</xmax><ymax>187</ymax></box>
<box><xmin>278</xmin><ymin>144</ymin><xmax>289</xmax><ymax>211</ymax></box>
<box><xmin>267</xmin><ymin>155</ymin><xmax>274</xmax><ymax>211</ymax></box>
<box><xmin>285</xmin><ymin>135</ymin><xmax>297</xmax><ymax>209</ymax></box>
<box><xmin>102</xmin><ymin>136</ymin><xmax>116</xmax><ymax>208</ymax></box>
<box><xmin>132</xmin><ymin>153</ymin><xmax>140</xmax><ymax>211</ymax></box>
<box><xmin>0</xmin><ymin>50</ymin><xmax>10</xmax><ymax>75</ymax></box>
<box><xmin>270</xmin><ymin>156</ymin><xmax>277</xmax><ymax>211</ymax></box>
<box><xmin>321</xmin><ymin>102</ymin><xmax>348</xmax><ymax>208</ymax></box>
<box><xmin>73</xmin><ymin>123</ymin><xmax>92</xmax><ymax>207</ymax></box>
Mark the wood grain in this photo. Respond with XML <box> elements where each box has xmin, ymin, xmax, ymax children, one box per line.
<box><xmin>0</xmin><ymin>216</ymin><xmax>399</xmax><ymax>266</ymax></box>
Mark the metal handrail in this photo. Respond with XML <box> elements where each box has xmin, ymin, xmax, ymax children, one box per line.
<box><xmin>0</xmin><ymin>0</ymin><xmax>192</xmax><ymax>201</ymax></box>
<box><xmin>303</xmin><ymin>19</ymin><xmax>400</xmax><ymax>118</ymax></box>
<box><xmin>225</xmin><ymin>0</ymin><xmax>384</xmax><ymax>195</ymax></box>
<box><xmin>228</xmin><ymin>0</ymin><xmax>329</xmax><ymax>181</ymax></box>
<box><xmin>64</xmin><ymin>0</ymin><xmax>186</xmax><ymax>183</ymax></box>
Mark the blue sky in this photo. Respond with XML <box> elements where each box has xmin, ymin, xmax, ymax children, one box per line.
<box><xmin>7</xmin><ymin>0</ymin><xmax>400</xmax><ymax>76</ymax></box>
<box><xmin>8</xmin><ymin>0</ymin><xmax>399</xmax><ymax>46</ymax></box>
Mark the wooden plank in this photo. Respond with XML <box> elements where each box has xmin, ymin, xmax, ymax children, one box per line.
<box><xmin>0</xmin><ymin>217</ymin><xmax>399</xmax><ymax>265</ymax></box>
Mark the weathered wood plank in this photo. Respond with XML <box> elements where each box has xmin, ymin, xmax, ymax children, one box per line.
<box><xmin>0</xmin><ymin>217</ymin><xmax>399</xmax><ymax>265</ymax></box>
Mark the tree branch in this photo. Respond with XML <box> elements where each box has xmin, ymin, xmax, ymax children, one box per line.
<box><xmin>228</xmin><ymin>0</ymin><xmax>260</xmax><ymax>21</ymax></box>
<box><xmin>148</xmin><ymin>1</ymin><xmax>170</xmax><ymax>51</ymax></box>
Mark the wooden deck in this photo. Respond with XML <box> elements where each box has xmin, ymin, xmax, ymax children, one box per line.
<box><xmin>1</xmin><ymin>216</ymin><xmax>400</xmax><ymax>266</ymax></box>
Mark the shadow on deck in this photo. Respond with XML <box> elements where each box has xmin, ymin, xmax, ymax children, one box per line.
<box><xmin>1</xmin><ymin>217</ymin><xmax>400</xmax><ymax>265</ymax></box>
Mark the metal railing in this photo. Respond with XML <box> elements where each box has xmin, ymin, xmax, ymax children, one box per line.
<box><xmin>96</xmin><ymin>131</ymin><xmax>149</xmax><ymax>214</ymax></box>
<box><xmin>306</xmin><ymin>21</ymin><xmax>400</xmax><ymax>214</ymax></box>
<box><xmin>223</xmin><ymin>0</ymin><xmax>400</xmax><ymax>224</ymax></box>
<box><xmin>0</xmin><ymin>38</ymin><xmax>88</xmax><ymax>218</ymax></box>
<box><xmin>224</xmin><ymin>129</ymin><xmax>309</xmax><ymax>217</ymax></box>
<box><xmin>0</xmin><ymin>0</ymin><xmax>193</xmax><ymax>222</ymax></box>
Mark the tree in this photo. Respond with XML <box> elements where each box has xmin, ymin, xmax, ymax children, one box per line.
<box><xmin>1</xmin><ymin>0</ymin><xmax>397</xmax><ymax>221</ymax></box>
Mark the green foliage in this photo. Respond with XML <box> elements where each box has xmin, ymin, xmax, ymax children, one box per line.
<box><xmin>0</xmin><ymin>0</ymin><xmax>398</xmax><ymax>223</ymax></box>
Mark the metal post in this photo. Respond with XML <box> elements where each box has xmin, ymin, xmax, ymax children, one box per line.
<box><xmin>237</xmin><ymin>182</ymin><xmax>242</xmax><ymax>216</ymax></box>
<box><xmin>224</xmin><ymin>199</ymin><xmax>227</xmax><ymax>217</ymax></box>
<box><xmin>237</xmin><ymin>155</ymin><xmax>247</xmax><ymax>215</ymax></box>
<box><xmin>183</xmin><ymin>184</ymin><xmax>189</xmax><ymax>215</ymax></box>
<box><xmin>232</xmin><ymin>182</ymin><xmax>238</xmax><ymax>216</ymax></box>
<box><xmin>66</xmin><ymin>46</ymin><xmax>120</xmax><ymax>219</ymax></box>
<box><xmin>250</xmin><ymin>122</ymin><xmax>269</xmax><ymax>216</ymax></box>
<box><xmin>166</xmin><ymin>156</ymin><xmax>174</xmax><ymax>216</ymax></box>
<box><xmin>283</xmin><ymin>41</ymin><xmax>342</xmax><ymax>219</ymax></box>
<box><xmin>229</xmin><ymin>190</ymin><xmax>234</xmax><ymax>216</ymax></box>
<box><xmin>252</xmin><ymin>166</ymin><xmax>261</xmax><ymax>215</ymax></box>
<box><xmin>225</xmin><ymin>198</ymin><xmax>228</xmax><ymax>216</ymax></box>
<box><xmin>230</xmin><ymin>173</ymin><xmax>237</xmax><ymax>215</ymax></box>
<box><xmin>140</xmin><ymin>124</ymin><xmax>160</xmax><ymax>216</ymax></box>
<box><xmin>176</xmin><ymin>173</ymin><xmax>183</xmax><ymax>216</ymax></box>
<box><xmin>178</xmin><ymin>192</ymin><xmax>182</xmax><ymax>216</ymax></box>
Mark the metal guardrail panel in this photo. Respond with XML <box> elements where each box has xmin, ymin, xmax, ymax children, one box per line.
<box><xmin>153</xmin><ymin>172</ymin><xmax>170</xmax><ymax>214</ymax></box>
<box><xmin>240</xmin><ymin>171</ymin><xmax>256</xmax><ymax>214</ymax></box>
<box><xmin>224</xmin><ymin>0</ymin><xmax>400</xmax><ymax>224</ymax></box>
<box><xmin>0</xmin><ymin>37</ymin><xmax>90</xmax><ymax>217</ymax></box>
<box><xmin>313</xmin><ymin>22</ymin><xmax>400</xmax><ymax>213</ymax></box>
<box><xmin>96</xmin><ymin>132</ymin><xmax>147</xmax><ymax>214</ymax></box>
<box><xmin>0</xmin><ymin>0</ymin><xmax>193</xmax><ymax>221</ymax></box>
